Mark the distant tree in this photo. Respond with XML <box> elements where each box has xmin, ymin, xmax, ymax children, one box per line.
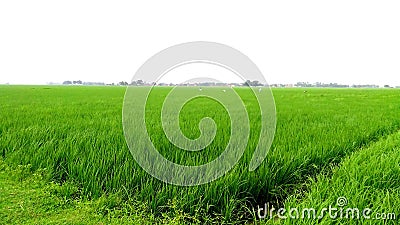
<box><xmin>384</xmin><ymin>85</ymin><xmax>390</xmax><ymax>88</ymax></box>
<box><xmin>63</xmin><ymin>81</ymin><xmax>72</xmax><ymax>85</ymax></box>
<box><xmin>72</xmin><ymin>80</ymin><xmax>82</xmax><ymax>84</ymax></box>
<box><xmin>130</xmin><ymin>80</ymin><xmax>144</xmax><ymax>86</ymax></box>
<box><xmin>243</xmin><ymin>80</ymin><xmax>262</xmax><ymax>86</ymax></box>
<box><xmin>119</xmin><ymin>81</ymin><xmax>129</xmax><ymax>86</ymax></box>
<box><xmin>250</xmin><ymin>80</ymin><xmax>263</xmax><ymax>86</ymax></box>
<box><xmin>243</xmin><ymin>80</ymin><xmax>251</xmax><ymax>86</ymax></box>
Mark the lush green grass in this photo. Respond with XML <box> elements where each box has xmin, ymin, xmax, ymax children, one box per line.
<box><xmin>274</xmin><ymin>130</ymin><xmax>400</xmax><ymax>224</ymax></box>
<box><xmin>1</xmin><ymin>85</ymin><xmax>400</xmax><ymax>223</ymax></box>
<box><xmin>0</xmin><ymin>160</ymin><xmax>197</xmax><ymax>225</ymax></box>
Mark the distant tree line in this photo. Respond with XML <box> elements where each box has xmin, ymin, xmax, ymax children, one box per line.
<box><xmin>62</xmin><ymin>80</ymin><xmax>129</xmax><ymax>86</ymax></box>
<box><xmin>293</xmin><ymin>82</ymin><xmax>380</xmax><ymax>88</ymax></box>
<box><xmin>243</xmin><ymin>80</ymin><xmax>263</xmax><ymax>86</ymax></box>
<box><xmin>63</xmin><ymin>80</ymin><xmax>82</xmax><ymax>85</ymax></box>
<box><xmin>61</xmin><ymin>79</ymin><xmax>391</xmax><ymax>88</ymax></box>
<box><xmin>128</xmin><ymin>79</ymin><xmax>265</xmax><ymax>87</ymax></box>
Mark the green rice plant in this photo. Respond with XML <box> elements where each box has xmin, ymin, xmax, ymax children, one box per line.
<box><xmin>1</xmin><ymin>85</ymin><xmax>400</xmax><ymax>222</ymax></box>
<box><xmin>277</xmin><ymin>131</ymin><xmax>400</xmax><ymax>225</ymax></box>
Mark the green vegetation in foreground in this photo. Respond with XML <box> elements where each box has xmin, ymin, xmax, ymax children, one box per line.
<box><xmin>0</xmin><ymin>160</ymin><xmax>207</xmax><ymax>224</ymax></box>
<box><xmin>265</xmin><ymin>130</ymin><xmax>400</xmax><ymax>224</ymax></box>
<box><xmin>1</xmin><ymin>85</ymin><xmax>400</xmax><ymax>223</ymax></box>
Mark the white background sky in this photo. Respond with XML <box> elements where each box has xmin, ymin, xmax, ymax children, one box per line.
<box><xmin>0</xmin><ymin>1</ymin><xmax>399</xmax><ymax>86</ymax></box>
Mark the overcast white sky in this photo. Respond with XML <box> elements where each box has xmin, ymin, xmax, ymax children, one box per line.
<box><xmin>0</xmin><ymin>1</ymin><xmax>399</xmax><ymax>86</ymax></box>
